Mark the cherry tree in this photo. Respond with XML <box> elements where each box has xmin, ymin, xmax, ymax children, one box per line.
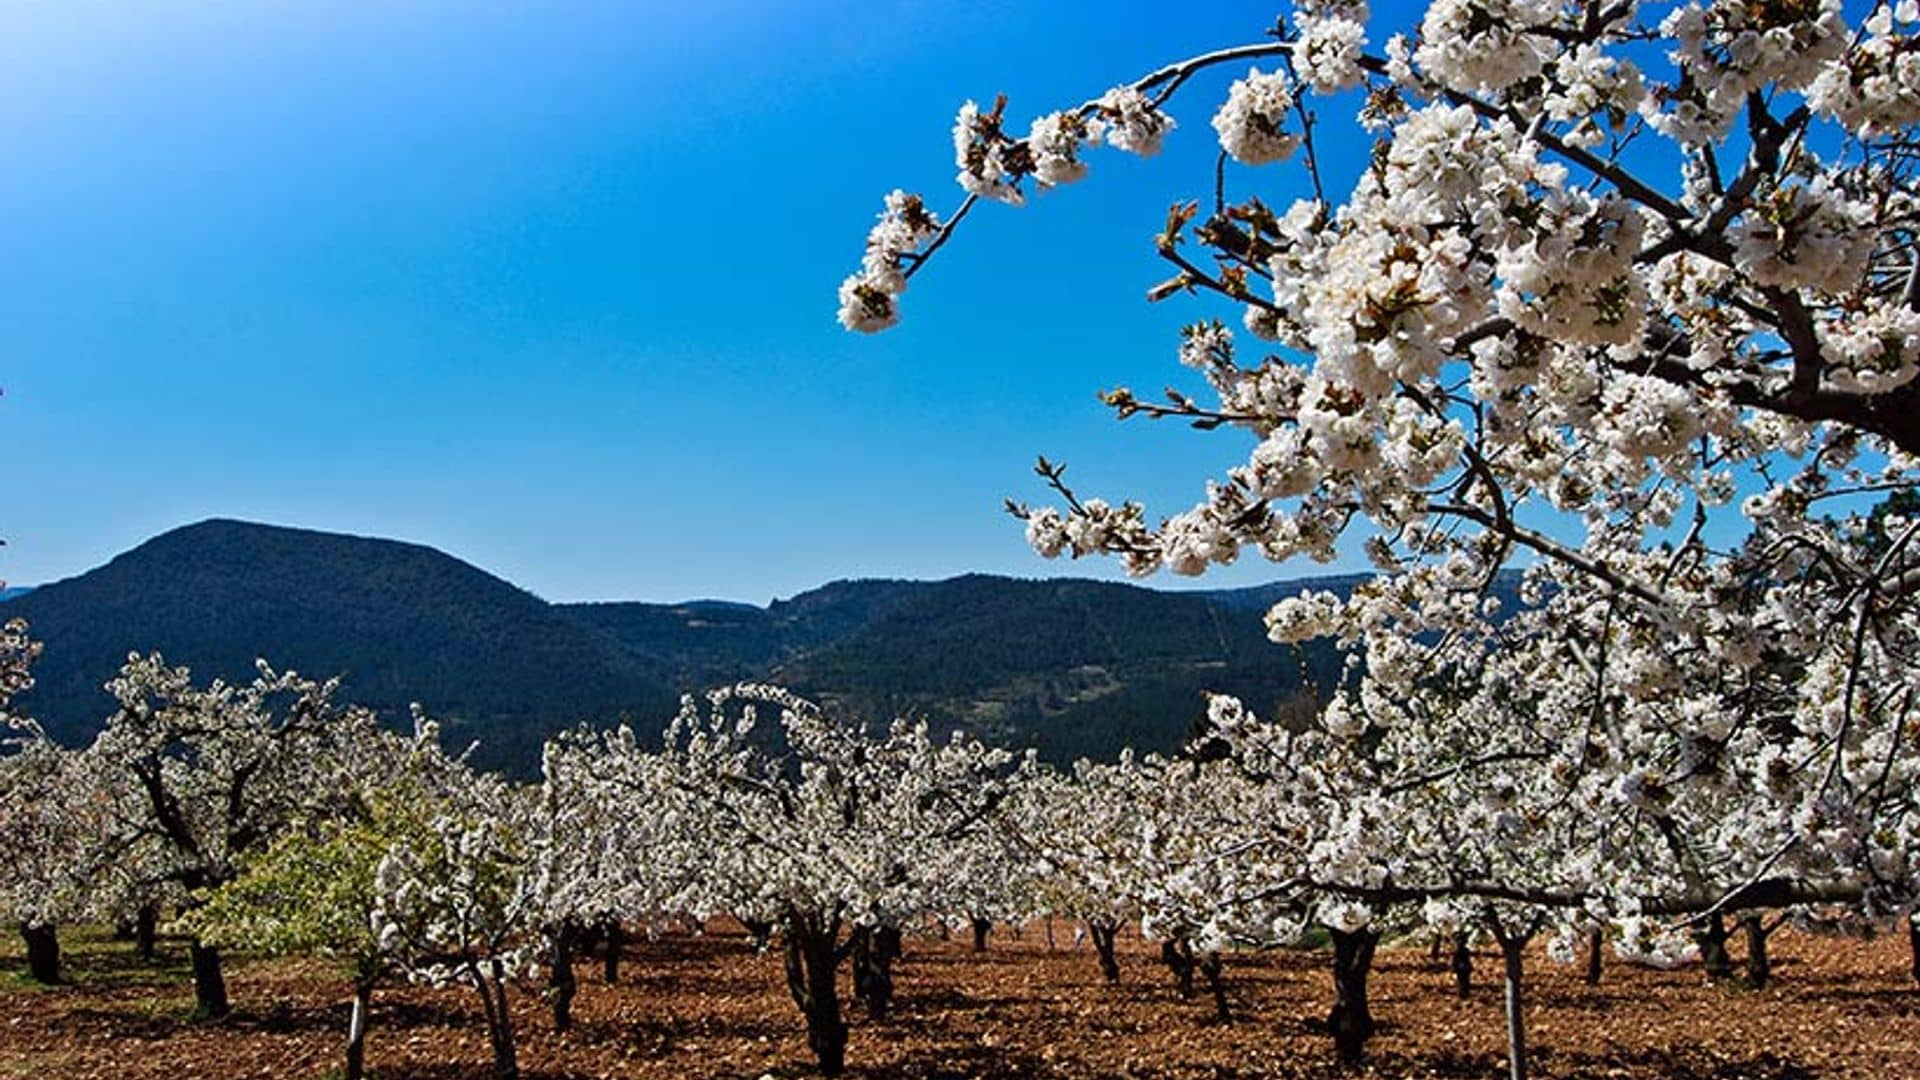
<box><xmin>529</xmin><ymin>726</ymin><xmax>692</xmax><ymax>1029</ymax></box>
<box><xmin>181</xmin><ymin>713</ymin><xmax>466</xmax><ymax>1080</ymax></box>
<box><xmin>0</xmin><ymin>735</ymin><xmax>73</xmax><ymax>983</ymax></box>
<box><xmin>371</xmin><ymin>754</ymin><xmax>540</xmax><ymax>1080</ymax></box>
<box><xmin>659</xmin><ymin>684</ymin><xmax>1029</xmax><ymax>1075</ymax></box>
<box><xmin>1127</xmin><ymin>755</ymin><xmax>1298</xmax><ymax>1022</ymax></box>
<box><xmin>1011</xmin><ymin>761</ymin><xmax>1146</xmax><ymax>986</ymax></box>
<box><xmin>86</xmin><ymin>654</ymin><xmax>384</xmax><ymax>1016</ymax></box>
<box><xmin>938</xmin><ymin>807</ymin><xmax>1039</xmax><ymax>954</ymax></box>
<box><xmin>0</xmin><ymin>619</ymin><xmax>37</xmax><ymax>724</ymax></box>
<box><xmin>0</xmin><ymin>623</ymin><xmax>96</xmax><ymax>985</ymax></box>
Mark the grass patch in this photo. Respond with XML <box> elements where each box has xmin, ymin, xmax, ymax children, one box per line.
<box><xmin>0</xmin><ymin>925</ymin><xmax>194</xmax><ymax>992</ymax></box>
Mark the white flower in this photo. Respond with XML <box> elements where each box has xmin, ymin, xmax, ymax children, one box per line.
<box><xmin>1266</xmin><ymin>589</ymin><xmax>1346</xmax><ymax>643</ymax></box>
<box><xmin>1415</xmin><ymin>0</ymin><xmax>1556</xmax><ymax>94</ymax></box>
<box><xmin>1096</xmin><ymin>86</ymin><xmax>1175</xmax><ymax>156</ymax></box>
<box><xmin>1294</xmin><ymin>10</ymin><xmax>1367</xmax><ymax>94</ymax></box>
<box><xmin>1027</xmin><ymin>111</ymin><xmax>1099</xmax><ymax>187</ymax></box>
<box><xmin>953</xmin><ymin>100</ymin><xmax>1025</xmax><ymax>204</ymax></box>
<box><xmin>1212</xmin><ymin>67</ymin><xmax>1300</xmax><ymax>165</ymax></box>
<box><xmin>1731</xmin><ymin>179</ymin><xmax>1874</xmax><ymax>294</ymax></box>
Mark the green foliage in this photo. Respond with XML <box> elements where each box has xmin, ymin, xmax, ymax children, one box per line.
<box><xmin>178</xmin><ymin>797</ymin><xmax>427</xmax><ymax>972</ymax></box>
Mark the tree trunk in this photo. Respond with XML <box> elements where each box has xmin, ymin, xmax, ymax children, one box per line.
<box><xmin>190</xmin><ymin>942</ymin><xmax>229</xmax><ymax>1018</ymax></box>
<box><xmin>1161</xmin><ymin>937</ymin><xmax>1196</xmax><ymax>999</ymax></box>
<box><xmin>781</xmin><ymin>914</ymin><xmax>848</xmax><ymax>1077</ymax></box>
<box><xmin>1089</xmin><ymin>920</ymin><xmax>1121</xmax><ymax>985</ymax></box>
<box><xmin>849</xmin><ymin>925</ymin><xmax>897</xmax><ymax>1021</ymax></box>
<box><xmin>970</xmin><ymin>915</ymin><xmax>991</xmax><ymax>953</ymax></box>
<box><xmin>1326</xmin><ymin>927</ymin><xmax>1379</xmax><ymax>1066</ymax></box>
<box><xmin>575</xmin><ymin>922</ymin><xmax>603</xmax><ymax>958</ymax></box>
<box><xmin>1741</xmin><ymin>915</ymin><xmax>1771</xmax><ymax>989</ymax></box>
<box><xmin>1583</xmin><ymin>925</ymin><xmax>1604</xmax><ymax>987</ymax></box>
<box><xmin>1450</xmin><ymin>930</ymin><xmax>1473</xmax><ymax>998</ymax></box>
<box><xmin>603</xmin><ymin>919</ymin><xmax>623</xmax><ymax>985</ymax></box>
<box><xmin>743</xmin><ymin>918</ymin><xmax>774</xmax><ymax>951</ymax></box>
<box><xmin>344</xmin><ymin>978</ymin><xmax>373</xmax><ymax>1080</ymax></box>
<box><xmin>1044</xmin><ymin>917</ymin><xmax>1056</xmax><ymax>952</ymax></box>
<box><xmin>20</xmin><ymin>923</ymin><xmax>60</xmax><ymax>985</ymax></box>
<box><xmin>1909</xmin><ymin>914</ymin><xmax>1919</xmax><ymax>987</ymax></box>
<box><xmin>1428</xmin><ymin>930</ymin><xmax>1444</xmax><ymax>966</ymax></box>
<box><xmin>548</xmin><ymin>924</ymin><xmax>578</xmax><ymax>1033</ymax></box>
<box><xmin>1696</xmin><ymin>911</ymin><xmax>1733</xmax><ymax>982</ymax></box>
<box><xmin>873</xmin><ymin>928</ymin><xmax>903</xmax><ymax>1016</ymax></box>
<box><xmin>136</xmin><ymin>902</ymin><xmax>159</xmax><ymax>961</ymax></box>
<box><xmin>1201</xmin><ymin>951</ymin><xmax>1230</xmax><ymax>1023</ymax></box>
<box><xmin>472</xmin><ymin>960</ymin><xmax>519</xmax><ymax>1080</ymax></box>
<box><xmin>1500</xmin><ymin>933</ymin><xmax>1530</xmax><ymax>1080</ymax></box>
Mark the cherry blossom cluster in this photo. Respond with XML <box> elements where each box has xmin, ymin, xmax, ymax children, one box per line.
<box><xmin>835</xmin><ymin>190</ymin><xmax>943</xmax><ymax>333</ymax></box>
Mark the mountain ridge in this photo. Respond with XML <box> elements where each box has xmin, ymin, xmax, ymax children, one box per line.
<box><xmin>4</xmin><ymin>518</ymin><xmax>1382</xmax><ymax>772</ymax></box>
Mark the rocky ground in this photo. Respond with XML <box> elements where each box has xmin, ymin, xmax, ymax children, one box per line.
<box><xmin>1</xmin><ymin>922</ymin><xmax>1915</xmax><ymax>1078</ymax></box>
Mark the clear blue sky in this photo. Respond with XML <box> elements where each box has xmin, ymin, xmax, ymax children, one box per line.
<box><xmin>5</xmin><ymin>1</ymin><xmax>1376</xmax><ymax>603</ymax></box>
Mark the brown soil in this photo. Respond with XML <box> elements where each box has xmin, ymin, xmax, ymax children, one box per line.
<box><xmin>1</xmin><ymin>923</ymin><xmax>1914</xmax><ymax>1078</ymax></box>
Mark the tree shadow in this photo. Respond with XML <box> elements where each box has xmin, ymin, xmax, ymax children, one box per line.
<box><xmin>846</xmin><ymin>1041</ymin><xmax>1055</xmax><ymax>1080</ymax></box>
<box><xmin>1545</xmin><ymin>1047</ymin><xmax>1818</xmax><ymax>1080</ymax></box>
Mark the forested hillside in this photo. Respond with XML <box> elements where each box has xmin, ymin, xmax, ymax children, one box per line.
<box><xmin>7</xmin><ymin>519</ymin><xmax>1359</xmax><ymax>771</ymax></box>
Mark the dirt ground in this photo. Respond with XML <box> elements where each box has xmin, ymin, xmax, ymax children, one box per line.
<box><xmin>1</xmin><ymin>922</ymin><xmax>1915</xmax><ymax>1079</ymax></box>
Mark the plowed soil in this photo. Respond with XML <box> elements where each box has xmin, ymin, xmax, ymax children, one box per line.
<box><xmin>2</xmin><ymin>923</ymin><xmax>1915</xmax><ymax>1078</ymax></box>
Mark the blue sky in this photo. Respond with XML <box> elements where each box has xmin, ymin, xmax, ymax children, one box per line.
<box><xmin>5</xmin><ymin>2</ymin><xmax>1382</xmax><ymax>602</ymax></box>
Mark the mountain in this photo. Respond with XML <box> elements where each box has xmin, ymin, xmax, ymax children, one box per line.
<box><xmin>0</xmin><ymin>587</ymin><xmax>32</xmax><ymax>602</ymax></box>
<box><xmin>3</xmin><ymin>520</ymin><xmax>676</xmax><ymax>771</ymax></box>
<box><xmin>1194</xmin><ymin>574</ymin><xmax>1377</xmax><ymax>611</ymax></box>
<box><xmin>567</xmin><ymin>575</ymin><xmax>1346</xmax><ymax>762</ymax></box>
<box><xmin>1197</xmin><ymin>569</ymin><xmax>1526</xmax><ymax>615</ymax></box>
<box><xmin>6</xmin><ymin>519</ymin><xmax>1356</xmax><ymax>773</ymax></box>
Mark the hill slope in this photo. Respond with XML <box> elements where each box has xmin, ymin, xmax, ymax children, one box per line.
<box><xmin>7</xmin><ymin>519</ymin><xmax>1358</xmax><ymax>771</ymax></box>
<box><xmin>4</xmin><ymin>519</ymin><xmax>676</xmax><ymax>770</ymax></box>
<box><xmin>750</xmin><ymin>575</ymin><xmax>1342</xmax><ymax>761</ymax></box>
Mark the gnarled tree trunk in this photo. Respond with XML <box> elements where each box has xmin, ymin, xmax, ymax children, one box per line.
<box><xmin>849</xmin><ymin>925</ymin><xmax>899</xmax><ymax>1020</ymax></box>
<box><xmin>1909</xmin><ymin>914</ymin><xmax>1919</xmax><ymax>987</ymax></box>
<box><xmin>603</xmin><ymin>918</ymin><xmax>624</xmax><ymax>984</ymax></box>
<box><xmin>1695</xmin><ymin>911</ymin><xmax>1733</xmax><ymax>982</ymax></box>
<box><xmin>136</xmin><ymin>902</ymin><xmax>159</xmax><ymax>962</ymax></box>
<box><xmin>1450</xmin><ymin>930</ymin><xmax>1473</xmax><ymax>998</ymax></box>
<box><xmin>548</xmin><ymin>923</ymin><xmax>578</xmax><ymax>1033</ymax></box>
<box><xmin>1741</xmin><ymin>914</ymin><xmax>1773</xmax><ymax>989</ymax></box>
<box><xmin>1200</xmin><ymin>950</ymin><xmax>1230</xmax><ymax>1022</ymax></box>
<box><xmin>783</xmin><ymin>912</ymin><xmax>848</xmax><ymax>1076</ymax></box>
<box><xmin>470</xmin><ymin>958</ymin><xmax>519</xmax><ymax>1079</ymax></box>
<box><xmin>1326</xmin><ymin>927</ymin><xmax>1379</xmax><ymax>1066</ymax></box>
<box><xmin>1161</xmin><ymin>937</ymin><xmax>1196</xmax><ymax>999</ymax></box>
<box><xmin>1583</xmin><ymin>925</ymin><xmax>1604</xmax><ymax>987</ymax></box>
<box><xmin>20</xmin><ymin>923</ymin><xmax>60</xmax><ymax>985</ymax></box>
<box><xmin>970</xmin><ymin>915</ymin><xmax>991</xmax><ymax>952</ymax></box>
<box><xmin>1088</xmin><ymin>919</ymin><xmax>1121</xmax><ymax>985</ymax></box>
<box><xmin>190</xmin><ymin>941</ymin><xmax>229</xmax><ymax>1018</ymax></box>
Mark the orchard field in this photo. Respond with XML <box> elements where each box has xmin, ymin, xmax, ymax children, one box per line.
<box><xmin>14</xmin><ymin>1</ymin><xmax>1920</xmax><ymax>1078</ymax></box>
<box><xmin>3</xmin><ymin>922</ymin><xmax>1916</xmax><ymax>1079</ymax></box>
